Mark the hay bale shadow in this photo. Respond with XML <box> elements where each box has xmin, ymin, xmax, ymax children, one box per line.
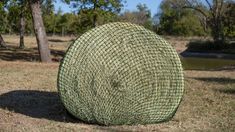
<box><xmin>0</xmin><ymin>90</ymin><xmax>78</xmax><ymax>123</ymax></box>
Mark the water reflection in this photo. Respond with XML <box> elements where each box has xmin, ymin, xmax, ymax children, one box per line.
<box><xmin>180</xmin><ymin>56</ymin><xmax>235</xmax><ymax>70</ymax></box>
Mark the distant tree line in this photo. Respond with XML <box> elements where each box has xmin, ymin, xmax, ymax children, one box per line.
<box><xmin>160</xmin><ymin>0</ymin><xmax>235</xmax><ymax>44</ymax></box>
<box><xmin>0</xmin><ymin>0</ymin><xmax>234</xmax><ymax>62</ymax></box>
<box><xmin>1</xmin><ymin>0</ymin><xmax>234</xmax><ymax>37</ymax></box>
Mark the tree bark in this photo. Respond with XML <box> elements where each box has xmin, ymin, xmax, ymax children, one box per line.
<box><xmin>29</xmin><ymin>0</ymin><xmax>51</xmax><ymax>62</ymax></box>
<box><xmin>0</xmin><ymin>34</ymin><xmax>6</xmax><ymax>48</ymax></box>
<box><xmin>19</xmin><ymin>9</ymin><xmax>25</xmax><ymax>49</ymax></box>
<box><xmin>93</xmin><ymin>13</ymin><xmax>98</xmax><ymax>27</ymax></box>
<box><xmin>93</xmin><ymin>0</ymin><xmax>98</xmax><ymax>27</ymax></box>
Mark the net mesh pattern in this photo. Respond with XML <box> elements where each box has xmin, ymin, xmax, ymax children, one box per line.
<box><xmin>57</xmin><ymin>22</ymin><xmax>184</xmax><ymax>125</ymax></box>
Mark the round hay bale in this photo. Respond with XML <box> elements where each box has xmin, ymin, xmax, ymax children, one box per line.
<box><xmin>57</xmin><ymin>22</ymin><xmax>184</xmax><ymax>125</ymax></box>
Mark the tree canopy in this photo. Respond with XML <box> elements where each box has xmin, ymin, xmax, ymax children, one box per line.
<box><xmin>156</xmin><ymin>0</ymin><xmax>207</xmax><ymax>36</ymax></box>
<box><xmin>0</xmin><ymin>0</ymin><xmax>234</xmax><ymax>39</ymax></box>
<box><xmin>120</xmin><ymin>4</ymin><xmax>153</xmax><ymax>30</ymax></box>
<box><xmin>172</xmin><ymin>0</ymin><xmax>235</xmax><ymax>43</ymax></box>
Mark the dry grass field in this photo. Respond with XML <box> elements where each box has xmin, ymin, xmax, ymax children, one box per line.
<box><xmin>0</xmin><ymin>35</ymin><xmax>73</xmax><ymax>62</ymax></box>
<box><xmin>0</xmin><ymin>35</ymin><xmax>234</xmax><ymax>131</ymax></box>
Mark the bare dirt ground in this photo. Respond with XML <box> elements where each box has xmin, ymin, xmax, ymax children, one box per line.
<box><xmin>0</xmin><ymin>35</ymin><xmax>234</xmax><ymax>131</ymax></box>
<box><xmin>163</xmin><ymin>36</ymin><xmax>211</xmax><ymax>53</ymax></box>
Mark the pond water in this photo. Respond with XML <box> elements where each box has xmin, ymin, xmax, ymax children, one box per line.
<box><xmin>180</xmin><ymin>56</ymin><xmax>235</xmax><ymax>70</ymax></box>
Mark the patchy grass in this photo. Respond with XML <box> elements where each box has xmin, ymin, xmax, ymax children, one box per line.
<box><xmin>0</xmin><ymin>36</ymin><xmax>234</xmax><ymax>131</ymax></box>
<box><xmin>0</xmin><ymin>61</ymin><xmax>234</xmax><ymax>131</ymax></box>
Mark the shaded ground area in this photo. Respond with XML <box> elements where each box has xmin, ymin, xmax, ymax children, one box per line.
<box><xmin>0</xmin><ymin>35</ymin><xmax>72</xmax><ymax>62</ymax></box>
<box><xmin>0</xmin><ymin>90</ymin><xmax>77</xmax><ymax>123</ymax></box>
<box><xmin>0</xmin><ymin>46</ymin><xmax>65</xmax><ymax>62</ymax></box>
<box><xmin>0</xmin><ymin>62</ymin><xmax>234</xmax><ymax>131</ymax></box>
<box><xmin>193</xmin><ymin>77</ymin><xmax>235</xmax><ymax>84</ymax></box>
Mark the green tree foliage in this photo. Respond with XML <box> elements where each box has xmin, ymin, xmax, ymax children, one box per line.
<box><xmin>64</xmin><ymin>0</ymin><xmax>124</xmax><ymax>32</ymax></box>
<box><xmin>1</xmin><ymin>0</ymin><xmax>33</xmax><ymax>34</ymax></box>
<box><xmin>223</xmin><ymin>2</ymin><xmax>235</xmax><ymax>38</ymax></box>
<box><xmin>3</xmin><ymin>0</ymin><xmax>232</xmax><ymax>39</ymax></box>
<box><xmin>0</xmin><ymin>1</ymin><xmax>158</xmax><ymax>36</ymax></box>
<box><xmin>0</xmin><ymin>1</ymin><xmax>7</xmax><ymax>47</ymax></box>
<box><xmin>0</xmin><ymin>0</ymin><xmax>55</xmax><ymax>35</ymax></box>
<box><xmin>42</xmin><ymin>2</ymin><xmax>59</xmax><ymax>35</ymax></box>
<box><xmin>0</xmin><ymin>1</ymin><xmax>9</xmax><ymax>33</ymax></box>
<box><xmin>175</xmin><ymin>0</ymin><xmax>235</xmax><ymax>43</ymax></box>
<box><xmin>120</xmin><ymin>3</ymin><xmax>153</xmax><ymax>30</ymax></box>
<box><xmin>156</xmin><ymin>0</ymin><xmax>207</xmax><ymax>36</ymax></box>
<box><xmin>43</xmin><ymin>9</ymin><xmax>82</xmax><ymax>35</ymax></box>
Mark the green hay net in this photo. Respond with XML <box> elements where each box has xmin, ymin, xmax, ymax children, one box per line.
<box><xmin>57</xmin><ymin>22</ymin><xmax>184</xmax><ymax>125</ymax></box>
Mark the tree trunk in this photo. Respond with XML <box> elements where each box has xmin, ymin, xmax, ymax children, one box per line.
<box><xmin>210</xmin><ymin>17</ymin><xmax>225</xmax><ymax>45</ymax></box>
<box><xmin>53</xmin><ymin>17</ymin><xmax>56</xmax><ymax>36</ymax></box>
<box><xmin>29</xmin><ymin>0</ymin><xmax>51</xmax><ymax>62</ymax></box>
<box><xmin>19</xmin><ymin>9</ymin><xmax>25</xmax><ymax>49</ymax></box>
<box><xmin>93</xmin><ymin>14</ymin><xmax>98</xmax><ymax>27</ymax></box>
<box><xmin>61</xmin><ymin>27</ymin><xmax>65</xmax><ymax>37</ymax></box>
<box><xmin>0</xmin><ymin>34</ymin><xmax>6</xmax><ymax>48</ymax></box>
<box><xmin>93</xmin><ymin>0</ymin><xmax>98</xmax><ymax>27</ymax></box>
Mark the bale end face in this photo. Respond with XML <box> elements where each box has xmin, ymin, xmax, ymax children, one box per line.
<box><xmin>57</xmin><ymin>22</ymin><xmax>184</xmax><ymax>125</ymax></box>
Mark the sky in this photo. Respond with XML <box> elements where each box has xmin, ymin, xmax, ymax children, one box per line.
<box><xmin>54</xmin><ymin>0</ymin><xmax>163</xmax><ymax>17</ymax></box>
